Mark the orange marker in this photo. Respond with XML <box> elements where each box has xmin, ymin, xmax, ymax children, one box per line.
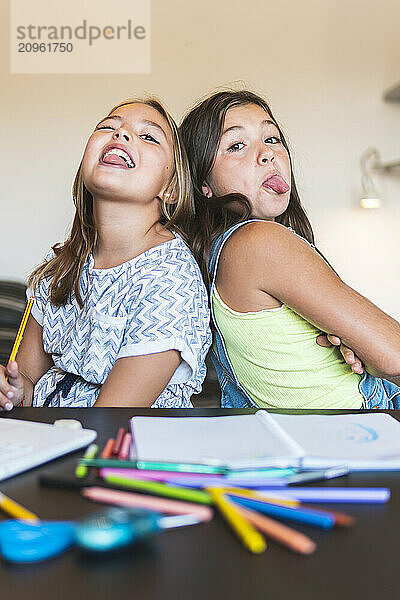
<box><xmin>237</xmin><ymin>504</ymin><xmax>316</xmax><ymax>555</ymax></box>
<box><xmin>101</xmin><ymin>438</ymin><xmax>115</xmax><ymax>459</ymax></box>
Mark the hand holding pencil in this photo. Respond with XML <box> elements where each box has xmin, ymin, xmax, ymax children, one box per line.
<box><xmin>0</xmin><ymin>362</ymin><xmax>25</xmax><ymax>411</ymax></box>
<box><xmin>0</xmin><ymin>296</ymin><xmax>34</xmax><ymax>411</ymax></box>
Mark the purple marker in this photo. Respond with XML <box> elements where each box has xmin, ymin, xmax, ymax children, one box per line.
<box><xmin>256</xmin><ymin>487</ymin><xmax>391</xmax><ymax>503</ymax></box>
<box><xmin>165</xmin><ymin>476</ymin><xmax>289</xmax><ymax>488</ymax></box>
<box><xmin>99</xmin><ymin>469</ymin><xmax>289</xmax><ymax>488</ymax></box>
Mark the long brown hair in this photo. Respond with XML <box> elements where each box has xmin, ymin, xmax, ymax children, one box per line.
<box><xmin>179</xmin><ymin>90</ymin><xmax>315</xmax><ymax>288</ymax></box>
<box><xmin>28</xmin><ymin>97</ymin><xmax>194</xmax><ymax>308</ymax></box>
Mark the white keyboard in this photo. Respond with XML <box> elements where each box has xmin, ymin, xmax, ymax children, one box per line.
<box><xmin>0</xmin><ymin>440</ymin><xmax>34</xmax><ymax>462</ymax></box>
<box><xmin>0</xmin><ymin>418</ymin><xmax>97</xmax><ymax>481</ymax></box>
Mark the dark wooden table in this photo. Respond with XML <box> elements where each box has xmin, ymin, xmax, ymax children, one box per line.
<box><xmin>1</xmin><ymin>408</ymin><xmax>399</xmax><ymax>600</ymax></box>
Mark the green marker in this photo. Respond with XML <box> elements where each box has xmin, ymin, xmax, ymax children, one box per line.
<box><xmin>79</xmin><ymin>458</ymin><xmax>229</xmax><ymax>475</ymax></box>
<box><xmin>75</xmin><ymin>444</ymin><xmax>99</xmax><ymax>479</ymax></box>
<box><xmin>226</xmin><ymin>468</ymin><xmax>298</xmax><ymax>480</ymax></box>
<box><xmin>102</xmin><ymin>474</ymin><xmax>213</xmax><ymax>505</ymax></box>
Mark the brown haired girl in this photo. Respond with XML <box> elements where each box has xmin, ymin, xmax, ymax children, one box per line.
<box><xmin>180</xmin><ymin>90</ymin><xmax>400</xmax><ymax>409</ymax></box>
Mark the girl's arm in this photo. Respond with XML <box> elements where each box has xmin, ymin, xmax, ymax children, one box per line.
<box><xmin>94</xmin><ymin>350</ymin><xmax>182</xmax><ymax>406</ymax></box>
<box><xmin>223</xmin><ymin>221</ymin><xmax>400</xmax><ymax>385</ymax></box>
<box><xmin>0</xmin><ymin>317</ymin><xmax>53</xmax><ymax>409</ymax></box>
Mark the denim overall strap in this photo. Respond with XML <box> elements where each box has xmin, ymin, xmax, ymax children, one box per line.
<box><xmin>209</xmin><ymin>219</ymin><xmax>264</xmax><ymax>408</ymax></box>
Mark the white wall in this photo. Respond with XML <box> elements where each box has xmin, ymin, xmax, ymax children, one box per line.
<box><xmin>1</xmin><ymin>0</ymin><xmax>400</xmax><ymax>317</ymax></box>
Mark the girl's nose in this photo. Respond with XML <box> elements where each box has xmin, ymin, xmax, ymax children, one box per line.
<box><xmin>257</xmin><ymin>145</ymin><xmax>275</xmax><ymax>165</ymax></box>
<box><xmin>112</xmin><ymin>129</ymin><xmax>130</xmax><ymax>142</ymax></box>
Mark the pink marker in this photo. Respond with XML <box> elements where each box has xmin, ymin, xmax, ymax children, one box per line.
<box><xmin>82</xmin><ymin>486</ymin><xmax>213</xmax><ymax>522</ymax></box>
<box><xmin>118</xmin><ymin>433</ymin><xmax>132</xmax><ymax>460</ymax></box>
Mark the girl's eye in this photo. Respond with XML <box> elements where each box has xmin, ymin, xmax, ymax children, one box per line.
<box><xmin>227</xmin><ymin>142</ymin><xmax>245</xmax><ymax>152</ymax></box>
<box><xmin>140</xmin><ymin>133</ymin><xmax>160</xmax><ymax>144</ymax></box>
<box><xmin>265</xmin><ymin>136</ymin><xmax>281</xmax><ymax>144</ymax></box>
<box><xmin>96</xmin><ymin>125</ymin><xmax>115</xmax><ymax>131</ymax></box>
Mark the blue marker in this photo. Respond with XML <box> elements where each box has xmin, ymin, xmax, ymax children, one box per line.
<box><xmin>229</xmin><ymin>495</ymin><xmax>335</xmax><ymax>529</ymax></box>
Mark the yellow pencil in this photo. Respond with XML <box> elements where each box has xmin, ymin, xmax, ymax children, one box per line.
<box><xmin>0</xmin><ymin>491</ymin><xmax>39</xmax><ymax>521</ymax></box>
<box><xmin>8</xmin><ymin>297</ymin><xmax>35</xmax><ymax>363</ymax></box>
<box><xmin>207</xmin><ymin>487</ymin><xmax>266</xmax><ymax>554</ymax></box>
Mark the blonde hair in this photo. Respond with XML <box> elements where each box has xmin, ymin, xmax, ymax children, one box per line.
<box><xmin>28</xmin><ymin>97</ymin><xmax>194</xmax><ymax>308</ymax></box>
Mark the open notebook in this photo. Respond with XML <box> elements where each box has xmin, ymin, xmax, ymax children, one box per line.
<box><xmin>130</xmin><ymin>411</ymin><xmax>400</xmax><ymax>471</ymax></box>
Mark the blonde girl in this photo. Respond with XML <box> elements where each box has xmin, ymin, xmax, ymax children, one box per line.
<box><xmin>0</xmin><ymin>98</ymin><xmax>211</xmax><ymax>409</ymax></box>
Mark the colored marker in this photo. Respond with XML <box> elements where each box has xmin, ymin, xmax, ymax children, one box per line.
<box><xmin>75</xmin><ymin>444</ymin><xmax>99</xmax><ymax>478</ymax></box>
<box><xmin>98</xmin><ymin>472</ymin><xmax>296</xmax><ymax>506</ymax></box>
<box><xmin>162</xmin><ymin>467</ymin><xmax>348</xmax><ymax>489</ymax></box>
<box><xmin>256</xmin><ymin>487</ymin><xmax>391</xmax><ymax>503</ymax></box>
<box><xmin>101</xmin><ymin>473</ymin><xmax>213</xmax><ymax>505</ymax></box>
<box><xmin>226</xmin><ymin>468</ymin><xmax>298</xmax><ymax>481</ymax></box>
<box><xmin>221</xmin><ymin>487</ymin><xmax>354</xmax><ymax>528</ymax></box>
<box><xmin>237</xmin><ymin>505</ymin><xmax>317</xmax><ymax>555</ymax></box>
<box><xmin>82</xmin><ymin>487</ymin><xmax>213</xmax><ymax>522</ymax></box>
<box><xmin>39</xmin><ymin>476</ymin><xmax>96</xmax><ymax>491</ymax></box>
<box><xmin>119</xmin><ymin>433</ymin><xmax>132</xmax><ymax>460</ymax></box>
<box><xmin>80</xmin><ymin>458</ymin><xmax>228</xmax><ymax>474</ymax></box>
<box><xmin>162</xmin><ymin>475</ymin><xmax>288</xmax><ymax>488</ymax></box>
<box><xmin>226</xmin><ymin>468</ymin><xmax>299</xmax><ymax>486</ymax></box>
<box><xmin>113</xmin><ymin>428</ymin><xmax>126</xmax><ymax>456</ymax></box>
<box><xmin>0</xmin><ymin>491</ymin><xmax>39</xmax><ymax>522</ymax></box>
<box><xmin>216</xmin><ymin>486</ymin><xmax>299</xmax><ymax>507</ymax></box>
<box><xmin>101</xmin><ymin>439</ymin><xmax>115</xmax><ymax>459</ymax></box>
<box><xmin>207</xmin><ymin>487</ymin><xmax>266</xmax><ymax>554</ymax></box>
<box><xmin>99</xmin><ymin>468</ymin><xmax>221</xmax><ymax>482</ymax></box>
<box><xmin>229</xmin><ymin>495</ymin><xmax>335</xmax><ymax>529</ymax></box>
<box><xmin>302</xmin><ymin>505</ymin><xmax>355</xmax><ymax>528</ymax></box>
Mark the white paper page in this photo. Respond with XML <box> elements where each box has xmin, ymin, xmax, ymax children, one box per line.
<box><xmin>130</xmin><ymin>414</ymin><xmax>302</xmax><ymax>466</ymax></box>
<box><xmin>273</xmin><ymin>413</ymin><xmax>400</xmax><ymax>467</ymax></box>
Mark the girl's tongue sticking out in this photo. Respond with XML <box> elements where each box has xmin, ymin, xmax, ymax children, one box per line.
<box><xmin>103</xmin><ymin>154</ymin><xmax>127</xmax><ymax>167</ymax></box>
<box><xmin>263</xmin><ymin>174</ymin><xmax>290</xmax><ymax>194</ymax></box>
<box><xmin>101</xmin><ymin>148</ymin><xmax>135</xmax><ymax>168</ymax></box>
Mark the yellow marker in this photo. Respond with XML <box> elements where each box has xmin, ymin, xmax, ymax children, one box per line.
<box><xmin>9</xmin><ymin>297</ymin><xmax>35</xmax><ymax>363</ymax></box>
<box><xmin>207</xmin><ymin>487</ymin><xmax>266</xmax><ymax>554</ymax></box>
<box><xmin>221</xmin><ymin>486</ymin><xmax>300</xmax><ymax>507</ymax></box>
<box><xmin>75</xmin><ymin>444</ymin><xmax>99</xmax><ymax>478</ymax></box>
<box><xmin>0</xmin><ymin>491</ymin><xmax>39</xmax><ymax>522</ymax></box>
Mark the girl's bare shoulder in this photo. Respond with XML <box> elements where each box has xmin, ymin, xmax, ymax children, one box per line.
<box><xmin>221</xmin><ymin>220</ymin><xmax>311</xmax><ymax>267</ymax></box>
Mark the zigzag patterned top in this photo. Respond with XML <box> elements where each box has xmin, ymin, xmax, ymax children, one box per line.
<box><xmin>28</xmin><ymin>233</ymin><xmax>211</xmax><ymax>407</ymax></box>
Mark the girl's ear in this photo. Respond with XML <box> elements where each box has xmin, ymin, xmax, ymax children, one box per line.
<box><xmin>202</xmin><ymin>182</ymin><xmax>213</xmax><ymax>198</ymax></box>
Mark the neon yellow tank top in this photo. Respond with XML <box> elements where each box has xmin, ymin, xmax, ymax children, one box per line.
<box><xmin>212</xmin><ymin>287</ymin><xmax>364</xmax><ymax>409</ymax></box>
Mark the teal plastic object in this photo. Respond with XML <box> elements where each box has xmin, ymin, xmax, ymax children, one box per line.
<box><xmin>0</xmin><ymin>508</ymin><xmax>196</xmax><ymax>561</ymax></box>
<box><xmin>0</xmin><ymin>520</ymin><xmax>76</xmax><ymax>563</ymax></box>
<box><xmin>74</xmin><ymin>508</ymin><xmax>161</xmax><ymax>552</ymax></box>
